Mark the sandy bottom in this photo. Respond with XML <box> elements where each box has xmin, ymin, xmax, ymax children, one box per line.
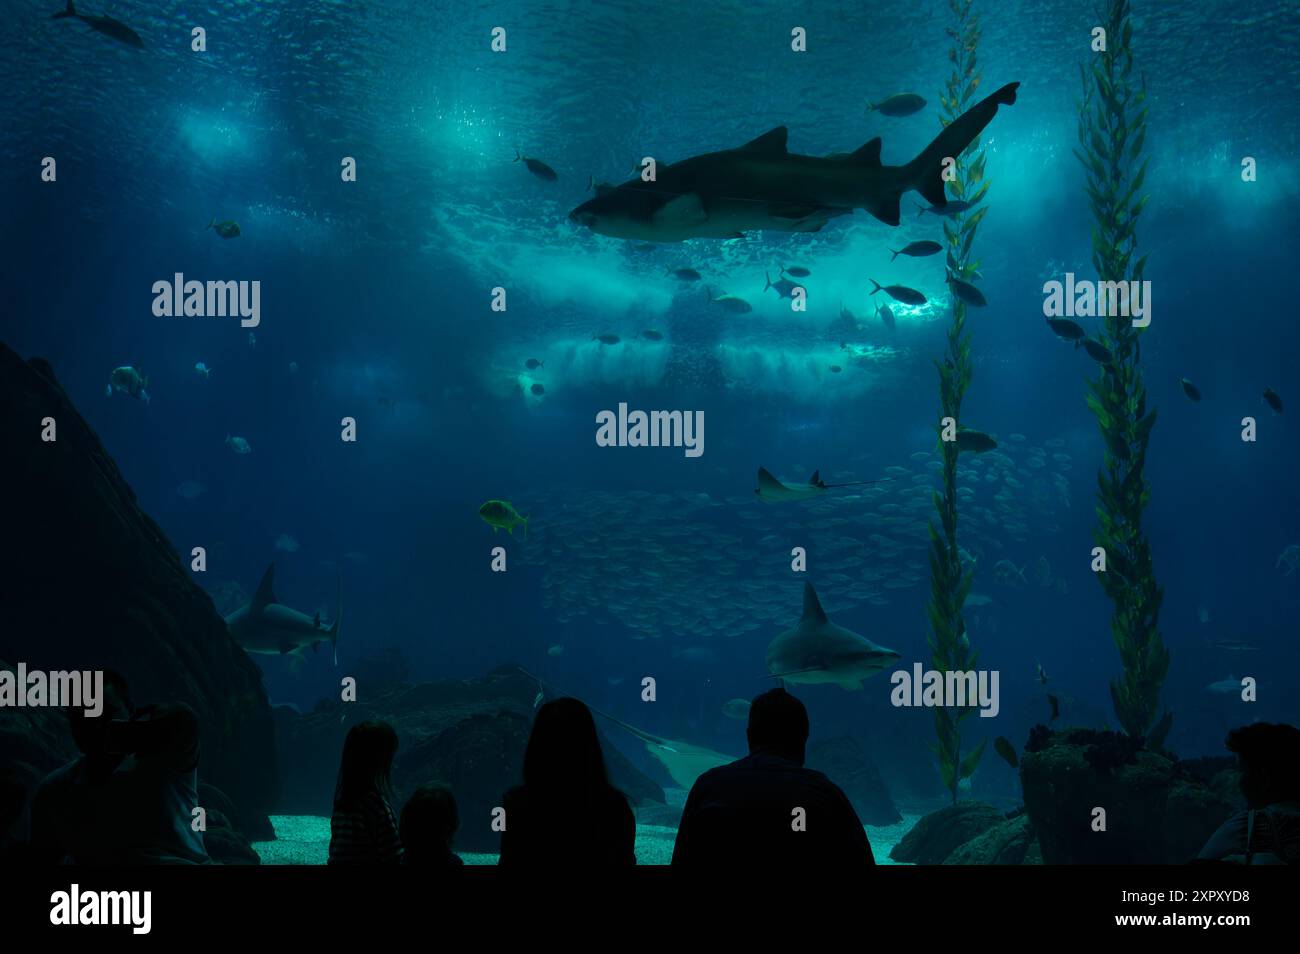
<box><xmin>252</xmin><ymin>813</ymin><xmax>918</xmax><ymax>866</ymax></box>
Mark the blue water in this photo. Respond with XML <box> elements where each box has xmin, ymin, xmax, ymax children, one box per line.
<box><xmin>3</xmin><ymin>0</ymin><xmax>1298</xmax><ymax>807</ymax></box>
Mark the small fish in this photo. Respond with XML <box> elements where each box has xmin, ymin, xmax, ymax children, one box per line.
<box><xmin>1263</xmin><ymin>387</ymin><xmax>1283</xmax><ymax>413</ymax></box>
<box><xmin>1207</xmin><ymin>640</ymin><xmax>1260</xmax><ymax>652</ymax></box>
<box><xmin>917</xmin><ymin>200</ymin><xmax>973</xmax><ymax>217</ymax></box>
<box><xmin>1047</xmin><ymin>693</ymin><xmax>1060</xmax><ymax>721</ymax></box>
<box><xmin>275</xmin><ymin>533</ymin><xmax>300</xmax><ymax>553</ymax></box>
<box><xmin>479</xmin><ymin>499</ymin><xmax>529</xmax><ymax>537</ymax></box>
<box><xmin>955</xmin><ymin>428</ymin><xmax>998</xmax><ymax>453</ymax></box>
<box><xmin>106</xmin><ymin>366</ymin><xmax>149</xmax><ymax>403</ymax></box>
<box><xmin>782</xmin><ymin>266</ymin><xmax>811</xmax><ymax>278</ymax></box>
<box><xmin>248</xmin><ymin>331</ymin><xmax>257</xmax><ymax>349</ymax></box>
<box><xmin>722</xmin><ymin>698</ymin><xmax>752</xmax><ymax>720</ymax></box>
<box><xmin>530</xmin><ymin>383</ymin><xmax>546</xmax><ymax>395</ymax></box>
<box><xmin>225</xmin><ymin>434</ymin><xmax>252</xmax><ymax>455</ymax></box>
<box><xmin>533</xmin><ymin>691</ymin><xmax>544</xmax><ymax>709</ymax></box>
<box><xmin>829</xmin><ymin>365</ymin><xmax>842</xmax><ymax>373</ymax></box>
<box><xmin>764</xmin><ymin>271</ymin><xmax>799</xmax><ymax>299</ymax></box>
<box><xmin>288</xmin><ymin>361</ymin><xmax>299</xmax><ymax>374</ymax></box>
<box><xmin>515</xmin><ymin>150</ymin><xmax>557</xmax><ymax>182</ymax></box>
<box><xmin>1046</xmin><ymin>317</ymin><xmax>1087</xmax><ymax>343</ymax></box>
<box><xmin>1197</xmin><ymin>606</ymin><xmax>1210</xmax><ymax>625</ymax></box>
<box><xmin>667</xmin><ymin>267</ymin><xmax>702</xmax><ymax>282</ymax></box>
<box><xmin>1036</xmin><ymin>663</ymin><xmax>1049</xmax><ymax>685</ymax></box>
<box><xmin>593</xmin><ymin>334</ymin><xmax>621</xmax><ymax>345</ymax></box>
<box><xmin>707</xmin><ymin>290</ymin><xmax>752</xmax><ymax>313</ymax></box>
<box><xmin>966</xmin><ymin>593</ymin><xmax>993</xmax><ymax>607</ymax></box>
<box><xmin>869</xmin><ymin>279</ymin><xmax>926</xmax><ymax>306</ymax></box>
<box><xmin>1180</xmin><ymin>377</ymin><xmax>1201</xmax><ymax>402</ymax></box>
<box><xmin>993</xmin><ymin>736</ymin><xmax>1018</xmax><ymax>768</ymax></box>
<box><xmin>194</xmin><ymin>362</ymin><xmax>212</xmax><ymax>379</ymax></box>
<box><xmin>176</xmin><ymin>481</ymin><xmax>205</xmax><ymax>501</ymax></box>
<box><xmin>1206</xmin><ymin>676</ymin><xmax>1243</xmax><ymax>695</ymax></box>
<box><xmin>207</xmin><ymin>217</ymin><xmax>240</xmax><ymax>239</ymax></box>
<box><xmin>876</xmin><ymin>302</ymin><xmax>896</xmax><ymax>330</ymax></box>
<box><xmin>1081</xmin><ymin>338</ymin><xmax>1113</xmax><ymax>364</ymax></box>
<box><xmin>867</xmin><ymin>93</ymin><xmax>927</xmax><ymax>117</ymax></box>
<box><xmin>525</xmin><ymin>358</ymin><xmax>543</xmax><ymax>370</ymax></box>
<box><xmin>946</xmin><ymin>273</ymin><xmax>988</xmax><ymax>307</ymax></box>
<box><xmin>890</xmin><ymin>240</ymin><xmax>943</xmax><ymax>260</ymax></box>
<box><xmin>641</xmin><ymin>329</ymin><xmax>664</xmax><ymax>341</ymax></box>
<box><xmin>547</xmin><ymin>644</ymin><xmax>565</xmax><ymax>657</ymax></box>
<box><xmin>51</xmin><ymin>0</ymin><xmax>144</xmax><ymax>48</ymax></box>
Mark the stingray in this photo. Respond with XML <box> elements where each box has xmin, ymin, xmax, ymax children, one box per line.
<box><xmin>517</xmin><ymin>668</ymin><xmax>738</xmax><ymax>789</ymax></box>
<box><xmin>754</xmin><ymin>466</ymin><xmax>889</xmax><ymax>503</ymax></box>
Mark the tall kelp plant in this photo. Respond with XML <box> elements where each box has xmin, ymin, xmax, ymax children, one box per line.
<box><xmin>1076</xmin><ymin>0</ymin><xmax>1170</xmax><ymax>744</ymax></box>
<box><xmin>926</xmin><ymin>0</ymin><xmax>989</xmax><ymax>803</ymax></box>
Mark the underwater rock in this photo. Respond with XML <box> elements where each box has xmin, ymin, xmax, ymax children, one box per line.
<box><xmin>0</xmin><ymin>660</ymin><xmax>80</xmax><ymax>797</ymax></box>
<box><xmin>0</xmin><ymin>347</ymin><xmax>278</xmax><ymax>840</ymax></box>
<box><xmin>202</xmin><ymin>807</ymin><xmax>260</xmax><ymax>865</ymax></box>
<box><xmin>943</xmin><ymin>813</ymin><xmax>1042</xmax><ymax>865</ymax></box>
<box><xmin>273</xmin><ymin>665</ymin><xmax>664</xmax><ymax>852</ymax></box>
<box><xmin>1021</xmin><ymin>729</ymin><xmax>1237</xmax><ymax>864</ymax></box>
<box><xmin>806</xmin><ymin>736</ymin><xmax>902</xmax><ymax>826</ymax></box>
<box><xmin>889</xmin><ymin>801</ymin><xmax>1004</xmax><ymax>864</ymax></box>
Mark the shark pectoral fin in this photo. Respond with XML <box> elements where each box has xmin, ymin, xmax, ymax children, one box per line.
<box><xmin>653</xmin><ymin>193</ymin><xmax>708</xmax><ymax>227</ymax></box>
<box><xmin>767</xmin><ymin>666</ymin><xmax>824</xmax><ymax>679</ymax></box>
<box><xmin>865</xmin><ymin>195</ymin><xmax>903</xmax><ymax>227</ymax></box>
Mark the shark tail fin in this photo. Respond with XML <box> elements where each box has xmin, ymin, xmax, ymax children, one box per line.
<box><xmin>329</xmin><ymin>575</ymin><xmax>342</xmax><ymax>666</ymax></box>
<box><xmin>53</xmin><ymin>0</ymin><xmax>75</xmax><ymax>17</ymax></box>
<box><xmin>905</xmin><ymin>81</ymin><xmax>1019</xmax><ymax>209</ymax></box>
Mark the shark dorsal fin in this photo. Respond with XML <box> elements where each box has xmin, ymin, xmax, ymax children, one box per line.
<box><xmin>809</xmin><ymin>470</ymin><xmax>822</xmax><ymax>486</ymax></box>
<box><xmin>740</xmin><ymin>127</ymin><xmax>788</xmax><ymax>153</ymax></box>
<box><xmin>252</xmin><ymin>563</ymin><xmax>278</xmax><ymax>610</ymax></box>
<box><xmin>756</xmin><ymin>466</ymin><xmax>784</xmax><ymax>492</ymax></box>
<box><xmin>851</xmin><ymin>137</ymin><xmax>883</xmax><ymax>165</ymax></box>
<box><xmin>801</xmin><ymin>582</ymin><xmax>828</xmax><ymax>624</ymax></box>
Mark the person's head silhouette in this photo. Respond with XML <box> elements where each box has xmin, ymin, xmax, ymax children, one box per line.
<box><xmin>523</xmin><ymin>697</ymin><xmax>611</xmax><ymax>796</ymax></box>
<box><xmin>746</xmin><ymin>688</ymin><xmax>809</xmax><ymax>764</ymax></box>
<box><xmin>1225</xmin><ymin>723</ymin><xmax>1300</xmax><ymax>808</ymax></box>
<box><xmin>400</xmin><ymin>783</ymin><xmax>459</xmax><ymax>860</ymax></box>
<box><xmin>334</xmin><ymin>721</ymin><xmax>399</xmax><ymax>810</ymax></box>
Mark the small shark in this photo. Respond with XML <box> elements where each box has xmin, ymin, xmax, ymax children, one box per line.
<box><xmin>1206</xmin><ymin>676</ymin><xmax>1244</xmax><ymax>695</ymax></box>
<box><xmin>51</xmin><ymin>1</ymin><xmax>144</xmax><ymax>48</ymax></box>
<box><xmin>765</xmin><ymin>582</ymin><xmax>900</xmax><ymax>690</ymax></box>
<box><xmin>225</xmin><ymin>564</ymin><xmax>341</xmax><ymax>666</ymax></box>
<box><xmin>754</xmin><ymin>466</ymin><xmax>888</xmax><ymax>503</ymax></box>
<box><xmin>568</xmin><ymin>82</ymin><xmax>1018</xmax><ymax>242</ymax></box>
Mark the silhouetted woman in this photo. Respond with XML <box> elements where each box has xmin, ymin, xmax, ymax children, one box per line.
<box><xmin>329</xmin><ymin>721</ymin><xmax>403</xmax><ymax>865</ymax></box>
<box><xmin>499</xmin><ymin>698</ymin><xmax>635</xmax><ymax>865</ymax></box>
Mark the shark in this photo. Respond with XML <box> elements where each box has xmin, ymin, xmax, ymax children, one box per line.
<box><xmin>225</xmin><ymin>564</ymin><xmax>341</xmax><ymax>666</ymax></box>
<box><xmin>568</xmin><ymin>81</ymin><xmax>1018</xmax><ymax>242</ymax></box>
<box><xmin>766</xmin><ymin>582</ymin><xmax>900</xmax><ymax>690</ymax></box>
<box><xmin>754</xmin><ymin>466</ymin><xmax>888</xmax><ymax>503</ymax></box>
<box><xmin>51</xmin><ymin>1</ymin><xmax>144</xmax><ymax>48</ymax></box>
<box><xmin>516</xmin><ymin>667</ymin><xmax>737</xmax><ymax>790</ymax></box>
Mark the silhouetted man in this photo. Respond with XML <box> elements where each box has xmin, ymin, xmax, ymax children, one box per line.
<box><xmin>30</xmin><ymin>670</ymin><xmax>211</xmax><ymax>865</ymax></box>
<box><xmin>671</xmin><ymin>688</ymin><xmax>874</xmax><ymax>865</ymax></box>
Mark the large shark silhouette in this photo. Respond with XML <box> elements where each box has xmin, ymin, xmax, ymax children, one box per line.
<box><xmin>754</xmin><ymin>466</ymin><xmax>888</xmax><ymax>503</ymax></box>
<box><xmin>225</xmin><ymin>564</ymin><xmax>341</xmax><ymax>666</ymax></box>
<box><xmin>766</xmin><ymin>582</ymin><xmax>900</xmax><ymax>690</ymax></box>
<box><xmin>569</xmin><ymin>82</ymin><xmax>1019</xmax><ymax>241</ymax></box>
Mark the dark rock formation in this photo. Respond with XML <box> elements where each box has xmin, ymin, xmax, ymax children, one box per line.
<box><xmin>944</xmin><ymin>813</ymin><xmax>1041</xmax><ymax>864</ymax></box>
<box><xmin>274</xmin><ymin>666</ymin><xmax>665</xmax><ymax>851</ymax></box>
<box><xmin>889</xmin><ymin>801</ymin><xmax>1004</xmax><ymax>864</ymax></box>
<box><xmin>0</xmin><ymin>347</ymin><xmax>278</xmax><ymax>838</ymax></box>
<box><xmin>806</xmin><ymin>735</ymin><xmax>902</xmax><ymax>825</ymax></box>
<box><xmin>1021</xmin><ymin>729</ymin><xmax>1237</xmax><ymax>864</ymax></box>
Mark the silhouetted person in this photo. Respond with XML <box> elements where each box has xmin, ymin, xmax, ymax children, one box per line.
<box><xmin>672</xmin><ymin>688</ymin><xmax>874</xmax><ymax>866</ymax></box>
<box><xmin>1198</xmin><ymin>722</ymin><xmax>1300</xmax><ymax>864</ymax></box>
<box><xmin>400</xmin><ymin>783</ymin><xmax>463</xmax><ymax>867</ymax></box>
<box><xmin>329</xmin><ymin>721</ymin><xmax>403</xmax><ymax>865</ymax></box>
<box><xmin>499</xmin><ymin>697</ymin><xmax>635</xmax><ymax>866</ymax></box>
<box><xmin>29</xmin><ymin>670</ymin><xmax>211</xmax><ymax>864</ymax></box>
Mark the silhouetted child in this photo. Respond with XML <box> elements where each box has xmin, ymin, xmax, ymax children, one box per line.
<box><xmin>1198</xmin><ymin>722</ymin><xmax>1300</xmax><ymax>864</ymax></box>
<box><xmin>499</xmin><ymin>697</ymin><xmax>635</xmax><ymax>866</ymax></box>
<box><xmin>328</xmin><ymin>721</ymin><xmax>403</xmax><ymax>865</ymax></box>
<box><xmin>400</xmin><ymin>783</ymin><xmax>463</xmax><ymax>867</ymax></box>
